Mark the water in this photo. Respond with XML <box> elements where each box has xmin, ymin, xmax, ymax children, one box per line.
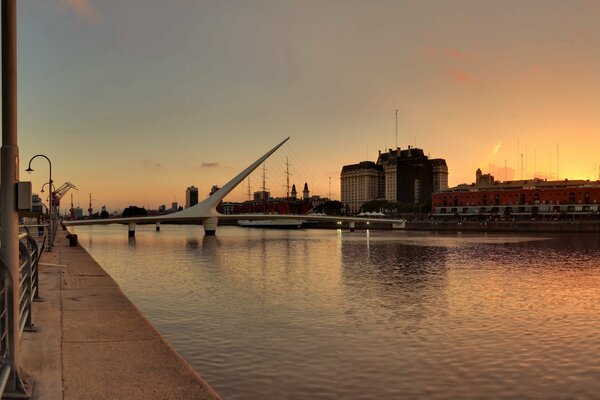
<box><xmin>70</xmin><ymin>225</ymin><xmax>600</xmax><ymax>399</ymax></box>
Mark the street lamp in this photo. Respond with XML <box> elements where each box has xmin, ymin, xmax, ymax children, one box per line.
<box><xmin>40</xmin><ymin>182</ymin><xmax>56</xmax><ymax>219</ymax></box>
<box><xmin>40</xmin><ymin>182</ymin><xmax>55</xmax><ymax>193</ymax></box>
<box><xmin>26</xmin><ymin>154</ymin><xmax>53</xmax><ymax>250</ymax></box>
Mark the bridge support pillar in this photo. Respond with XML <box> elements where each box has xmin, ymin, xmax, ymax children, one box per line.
<box><xmin>155</xmin><ymin>222</ymin><xmax>160</xmax><ymax>232</ymax></box>
<box><xmin>349</xmin><ymin>222</ymin><xmax>355</xmax><ymax>232</ymax></box>
<box><xmin>128</xmin><ymin>222</ymin><xmax>136</xmax><ymax>238</ymax></box>
<box><xmin>203</xmin><ymin>217</ymin><xmax>218</xmax><ymax>236</ymax></box>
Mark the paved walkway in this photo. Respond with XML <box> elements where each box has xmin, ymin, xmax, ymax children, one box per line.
<box><xmin>21</xmin><ymin>232</ymin><xmax>221</xmax><ymax>400</ymax></box>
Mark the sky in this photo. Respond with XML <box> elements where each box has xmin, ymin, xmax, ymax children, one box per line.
<box><xmin>15</xmin><ymin>0</ymin><xmax>600</xmax><ymax>212</ymax></box>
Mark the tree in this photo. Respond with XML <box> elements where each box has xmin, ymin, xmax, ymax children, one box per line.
<box><xmin>122</xmin><ymin>205</ymin><xmax>148</xmax><ymax>217</ymax></box>
<box><xmin>314</xmin><ymin>200</ymin><xmax>343</xmax><ymax>216</ymax></box>
<box><xmin>100</xmin><ymin>210</ymin><xmax>109</xmax><ymax>218</ymax></box>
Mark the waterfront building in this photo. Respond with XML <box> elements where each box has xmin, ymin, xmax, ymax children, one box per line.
<box><xmin>432</xmin><ymin>178</ymin><xmax>600</xmax><ymax>218</ymax></box>
<box><xmin>185</xmin><ymin>186</ymin><xmax>199</xmax><ymax>208</ymax></box>
<box><xmin>253</xmin><ymin>190</ymin><xmax>270</xmax><ymax>202</ymax></box>
<box><xmin>341</xmin><ymin>146</ymin><xmax>447</xmax><ymax>214</ymax></box>
<box><xmin>340</xmin><ymin>161</ymin><xmax>384</xmax><ymax>214</ymax></box>
<box><xmin>394</xmin><ymin>148</ymin><xmax>433</xmax><ymax>205</ymax></box>
<box><xmin>158</xmin><ymin>204</ymin><xmax>166</xmax><ymax>212</ymax></box>
<box><xmin>171</xmin><ymin>202</ymin><xmax>178</xmax><ymax>211</ymax></box>
<box><xmin>217</xmin><ymin>197</ymin><xmax>310</xmax><ymax>215</ymax></box>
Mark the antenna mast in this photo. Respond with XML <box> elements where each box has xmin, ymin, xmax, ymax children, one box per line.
<box><xmin>395</xmin><ymin>109</ymin><xmax>398</xmax><ymax>148</ymax></box>
<box><xmin>520</xmin><ymin>154</ymin><xmax>523</xmax><ymax>180</ymax></box>
<box><xmin>557</xmin><ymin>144</ymin><xmax>559</xmax><ymax>180</ymax></box>
<box><xmin>534</xmin><ymin>148</ymin><xmax>537</xmax><ymax>178</ymax></box>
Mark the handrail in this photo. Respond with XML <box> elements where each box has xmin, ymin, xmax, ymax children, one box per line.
<box><xmin>0</xmin><ymin>224</ymin><xmax>47</xmax><ymax>395</ymax></box>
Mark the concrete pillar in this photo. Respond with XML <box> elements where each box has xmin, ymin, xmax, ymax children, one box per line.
<box><xmin>128</xmin><ymin>222</ymin><xmax>136</xmax><ymax>238</ymax></box>
<box><xmin>155</xmin><ymin>222</ymin><xmax>160</xmax><ymax>232</ymax></box>
<box><xmin>349</xmin><ymin>222</ymin><xmax>355</xmax><ymax>232</ymax></box>
<box><xmin>203</xmin><ymin>217</ymin><xmax>218</xmax><ymax>236</ymax></box>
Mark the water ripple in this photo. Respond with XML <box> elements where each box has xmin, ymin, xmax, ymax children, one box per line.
<box><xmin>73</xmin><ymin>226</ymin><xmax>600</xmax><ymax>399</ymax></box>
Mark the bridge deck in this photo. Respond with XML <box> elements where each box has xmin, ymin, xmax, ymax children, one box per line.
<box><xmin>21</xmin><ymin>232</ymin><xmax>221</xmax><ymax>399</ymax></box>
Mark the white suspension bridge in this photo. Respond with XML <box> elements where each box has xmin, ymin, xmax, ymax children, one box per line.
<box><xmin>63</xmin><ymin>137</ymin><xmax>406</xmax><ymax>236</ymax></box>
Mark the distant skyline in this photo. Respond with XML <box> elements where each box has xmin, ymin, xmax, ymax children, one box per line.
<box><xmin>18</xmin><ymin>1</ymin><xmax>600</xmax><ymax>211</ymax></box>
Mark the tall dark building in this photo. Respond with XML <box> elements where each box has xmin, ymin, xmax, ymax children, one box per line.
<box><xmin>185</xmin><ymin>186</ymin><xmax>199</xmax><ymax>208</ymax></box>
<box><xmin>376</xmin><ymin>146</ymin><xmax>441</xmax><ymax>205</ymax></box>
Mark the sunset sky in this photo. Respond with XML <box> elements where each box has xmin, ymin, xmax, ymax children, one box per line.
<box><xmin>17</xmin><ymin>0</ymin><xmax>600</xmax><ymax>212</ymax></box>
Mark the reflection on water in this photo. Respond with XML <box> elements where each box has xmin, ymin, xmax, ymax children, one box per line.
<box><xmin>71</xmin><ymin>225</ymin><xmax>600</xmax><ymax>399</ymax></box>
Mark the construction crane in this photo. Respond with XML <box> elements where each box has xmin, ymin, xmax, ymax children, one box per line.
<box><xmin>50</xmin><ymin>182</ymin><xmax>77</xmax><ymax>216</ymax></box>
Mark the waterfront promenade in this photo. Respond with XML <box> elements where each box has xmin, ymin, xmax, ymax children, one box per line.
<box><xmin>21</xmin><ymin>233</ymin><xmax>221</xmax><ymax>399</ymax></box>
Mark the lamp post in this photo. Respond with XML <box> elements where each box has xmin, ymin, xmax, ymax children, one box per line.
<box><xmin>40</xmin><ymin>182</ymin><xmax>56</xmax><ymax>219</ymax></box>
<box><xmin>26</xmin><ymin>154</ymin><xmax>53</xmax><ymax>250</ymax></box>
<box><xmin>1</xmin><ymin>0</ymin><xmax>28</xmax><ymax>392</ymax></box>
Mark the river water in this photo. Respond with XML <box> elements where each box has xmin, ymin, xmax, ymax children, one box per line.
<box><xmin>70</xmin><ymin>225</ymin><xmax>600</xmax><ymax>399</ymax></box>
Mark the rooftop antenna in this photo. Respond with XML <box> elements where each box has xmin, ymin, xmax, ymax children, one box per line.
<box><xmin>520</xmin><ymin>153</ymin><xmax>523</xmax><ymax>180</ymax></box>
<box><xmin>557</xmin><ymin>143</ymin><xmax>559</xmax><ymax>180</ymax></box>
<box><xmin>516</xmin><ymin>139</ymin><xmax>520</xmax><ymax>180</ymax></box>
<box><xmin>395</xmin><ymin>109</ymin><xmax>398</xmax><ymax>148</ymax></box>
<box><xmin>504</xmin><ymin>159</ymin><xmax>507</xmax><ymax>181</ymax></box>
<box><xmin>525</xmin><ymin>145</ymin><xmax>528</xmax><ymax>179</ymax></box>
<box><xmin>534</xmin><ymin>148</ymin><xmax>537</xmax><ymax>178</ymax></box>
<box><xmin>88</xmin><ymin>193</ymin><xmax>93</xmax><ymax>217</ymax></box>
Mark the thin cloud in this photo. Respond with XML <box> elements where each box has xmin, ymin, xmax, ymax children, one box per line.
<box><xmin>446</xmin><ymin>48</ymin><xmax>466</xmax><ymax>59</ymax></box>
<box><xmin>492</xmin><ymin>142</ymin><xmax>501</xmax><ymax>155</ymax></box>
<box><xmin>201</xmin><ymin>162</ymin><xmax>220</xmax><ymax>168</ymax></box>
<box><xmin>61</xmin><ymin>0</ymin><xmax>101</xmax><ymax>24</ymax></box>
<box><xmin>425</xmin><ymin>47</ymin><xmax>474</xmax><ymax>60</ymax></box>
<box><xmin>143</xmin><ymin>160</ymin><xmax>162</xmax><ymax>169</ymax></box>
<box><xmin>488</xmin><ymin>163</ymin><xmax>515</xmax><ymax>181</ymax></box>
<box><xmin>447</xmin><ymin>68</ymin><xmax>474</xmax><ymax>84</ymax></box>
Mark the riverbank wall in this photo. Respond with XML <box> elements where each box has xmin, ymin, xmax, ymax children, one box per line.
<box><xmin>405</xmin><ymin>220</ymin><xmax>600</xmax><ymax>233</ymax></box>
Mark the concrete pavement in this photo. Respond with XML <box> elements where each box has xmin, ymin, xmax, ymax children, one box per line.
<box><xmin>21</xmin><ymin>233</ymin><xmax>221</xmax><ymax>400</ymax></box>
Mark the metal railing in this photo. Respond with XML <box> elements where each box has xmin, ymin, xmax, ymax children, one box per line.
<box><xmin>0</xmin><ymin>225</ymin><xmax>47</xmax><ymax>396</ymax></box>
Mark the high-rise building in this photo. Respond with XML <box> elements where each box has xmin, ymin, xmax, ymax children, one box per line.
<box><xmin>340</xmin><ymin>146</ymin><xmax>448</xmax><ymax>213</ymax></box>
<box><xmin>431</xmin><ymin>159</ymin><xmax>449</xmax><ymax>193</ymax></box>
<box><xmin>185</xmin><ymin>186</ymin><xmax>199</xmax><ymax>208</ymax></box>
<box><xmin>340</xmin><ymin>161</ymin><xmax>384</xmax><ymax>213</ymax></box>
